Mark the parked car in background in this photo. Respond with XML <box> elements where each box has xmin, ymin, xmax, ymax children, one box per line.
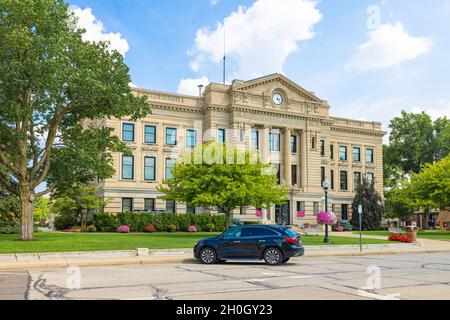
<box><xmin>194</xmin><ymin>225</ymin><xmax>304</xmax><ymax>265</ymax></box>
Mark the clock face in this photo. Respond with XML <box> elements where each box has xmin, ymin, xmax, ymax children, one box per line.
<box><xmin>272</xmin><ymin>93</ymin><xmax>283</xmax><ymax>105</ymax></box>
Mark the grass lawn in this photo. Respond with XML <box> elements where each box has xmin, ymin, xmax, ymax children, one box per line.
<box><xmin>354</xmin><ymin>230</ymin><xmax>450</xmax><ymax>240</ymax></box>
<box><xmin>0</xmin><ymin>232</ymin><xmax>391</xmax><ymax>254</ymax></box>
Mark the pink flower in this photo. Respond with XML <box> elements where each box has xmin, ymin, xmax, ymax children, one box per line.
<box><xmin>188</xmin><ymin>225</ymin><xmax>197</xmax><ymax>233</ymax></box>
<box><xmin>255</xmin><ymin>210</ymin><xmax>263</xmax><ymax>217</ymax></box>
<box><xmin>316</xmin><ymin>211</ymin><xmax>337</xmax><ymax>226</ymax></box>
<box><xmin>117</xmin><ymin>225</ymin><xmax>131</xmax><ymax>233</ymax></box>
<box><xmin>297</xmin><ymin>211</ymin><xmax>305</xmax><ymax>218</ymax></box>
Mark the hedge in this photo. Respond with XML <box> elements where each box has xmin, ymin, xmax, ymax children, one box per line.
<box><xmin>92</xmin><ymin>212</ymin><xmax>227</xmax><ymax>233</ymax></box>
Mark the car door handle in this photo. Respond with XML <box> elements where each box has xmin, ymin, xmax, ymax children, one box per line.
<box><xmin>259</xmin><ymin>240</ymin><xmax>266</xmax><ymax>243</ymax></box>
<box><xmin>234</xmin><ymin>241</ymin><xmax>240</xmax><ymax>243</ymax></box>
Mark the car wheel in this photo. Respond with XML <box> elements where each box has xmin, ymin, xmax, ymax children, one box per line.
<box><xmin>199</xmin><ymin>247</ymin><xmax>217</xmax><ymax>264</ymax></box>
<box><xmin>264</xmin><ymin>248</ymin><xmax>283</xmax><ymax>265</ymax></box>
<box><xmin>282</xmin><ymin>258</ymin><xmax>290</xmax><ymax>264</ymax></box>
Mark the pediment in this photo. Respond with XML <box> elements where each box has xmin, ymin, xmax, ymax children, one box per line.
<box><xmin>232</xmin><ymin>73</ymin><xmax>323</xmax><ymax>103</ymax></box>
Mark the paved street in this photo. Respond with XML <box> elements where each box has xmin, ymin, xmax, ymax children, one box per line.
<box><xmin>1</xmin><ymin>252</ymin><xmax>450</xmax><ymax>300</ymax></box>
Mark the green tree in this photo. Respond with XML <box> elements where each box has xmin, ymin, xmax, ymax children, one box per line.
<box><xmin>0</xmin><ymin>0</ymin><xmax>149</xmax><ymax>240</ymax></box>
<box><xmin>405</xmin><ymin>155</ymin><xmax>450</xmax><ymax>211</ymax></box>
<box><xmin>34</xmin><ymin>196</ymin><xmax>50</xmax><ymax>222</ymax></box>
<box><xmin>52</xmin><ymin>184</ymin><xmax>106</xmax><ymax>230</ymax></box>
<box><xmin>385</xmin><ymin>111</ymin><xmax>450</xmax><ymax>175</ymax></box>
<box><xmin>351</xmin><ymin>176</ymin><xmax>384</xmax><ymax>230</ymax></box>
<box><xmin>384</xmin><ymin>187</ymin><xmax>415</xmax><ymax>221</ymax></box>
<box><xmin>158</xmin><ymin>143</ymin><xmax>288</xmax><ymax>229</ymax></box>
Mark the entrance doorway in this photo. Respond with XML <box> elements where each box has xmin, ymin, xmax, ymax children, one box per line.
<box><xmin>275</xmin><ymin>201</ymin><xmax>290</xmax><ymax>225</ymax></box>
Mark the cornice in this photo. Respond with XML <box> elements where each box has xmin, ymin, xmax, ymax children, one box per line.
<box><xmin>330</xmin><ymin>126</ymin><xmax>385</xmax><ymax>137</ymax></box>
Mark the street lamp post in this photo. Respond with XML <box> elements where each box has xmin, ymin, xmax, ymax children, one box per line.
<box><xmin>322</xmin><ymin>178</ymin><xmax>330</xmax><ymax>244</ymax></box>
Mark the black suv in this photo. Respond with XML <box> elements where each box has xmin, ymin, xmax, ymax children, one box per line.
<box><xmin>194</xmin><ymin>225</ymin><xmax>304</xmax><ymax>265</ymax></box>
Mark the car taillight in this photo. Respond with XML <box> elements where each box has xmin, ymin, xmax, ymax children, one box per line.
<box><xmin>285</xmin><ymin>237</ymin><xmax>298</xmax><ymax>244</ymax></box>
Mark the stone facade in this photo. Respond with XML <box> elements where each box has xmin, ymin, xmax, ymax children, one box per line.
<box><xmin>95</xmin><ymin>74</ymin><xmax>385</xmax><ymax>226</ymax></box>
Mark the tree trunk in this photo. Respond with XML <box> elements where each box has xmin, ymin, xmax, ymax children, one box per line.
<box><xmin>19</xmin><ymin>184</ymin><xmax>35</xmax><ymax>241</ymax></box>
<box><xmin>225</xmin><ymin>210</ymin><xmax>232</xmax><ymax>230</ymax></box>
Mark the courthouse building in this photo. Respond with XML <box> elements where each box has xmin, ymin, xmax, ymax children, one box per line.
<box><xmin>96</xmin><ymin>74</ymin><xmax>385</xmax><ymax>226</ymax></box>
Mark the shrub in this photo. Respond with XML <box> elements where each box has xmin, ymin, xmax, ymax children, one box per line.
<box><xmin>332</xmin><ymin>220</ymin><xmax>352</xmax><ymax>232</ymax></box>
<box><xmin>84</xmin><ymin>225</ymin><xmax>97</xmax><ymax>233</ymax></box>
<box><xmin>196</xmin><ymin>225</ymin><xmax>203</xmax><ymax>232</ymax></box>
<box><xmin>93</xmin><ymin>213</ymin><xmax>118</xmax><ymax>232</ymax></box>
<box><xmin>205</xmin><ymin>223</ymin><xmax>215</xmax><ymax>232</ymax></box>
<box><xmin>54</xmin><ymin>214</ymin><xmax>78</xmax><ymax>231</ymax></box>
<box><xmin>187</xmin><ymin>225</ymin><xmax>197</xmax><ymax>233</ymax></box>
<box><xmin>144</xmin><ymin>224</ymin><xmax>156</xmax><ymax>233</ymax></box>
<box><xmin>117</xmin><ymin>225</ymin><xmax>131</xmax><ymax>233</ymax></box>
<box><xmin>167</xmin><ymin>224</ymin><xmax>177</xmax><ymax>232</ymax></box>
<box><xmin>0</xmin><ymin>225</ymin><xmax>19</xmax><ymax>234</ymax></box>
<box><xmin>231</xmin><ymin>217</ymin><xmax>243</xmax><ymax>227</ymax></box>
<box><xmin>243</xmin><ymin>221</ymin><xmax>259</xmax><ymax>225</ymax></box>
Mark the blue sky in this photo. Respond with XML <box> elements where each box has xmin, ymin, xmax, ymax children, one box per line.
<box><xmin>67</xmin><ymin>0</ymin><xmax>450</xmax><ymax>132</ymax></box>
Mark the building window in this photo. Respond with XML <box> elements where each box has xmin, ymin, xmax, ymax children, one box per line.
<box><xmin>339</xmin><ymin>145</ymin><xmax>348</xmax><ymax>161</ymax></box>
<box><xmin>340</xmin><ymin>171</ymin><xmax>348</xmax><ymax>191</ymax></box>
<box><xmin>353</xmin><ymin>147</ymin><xmax>361</xmax><ymax>162</ymax></box>
<box><xmin>367</xmin><ymin>172</ymin><xmax>374</xmax><ymax>185</ymax></box>
<box><xmin>313</xmin><ymin>202</ymin><xmax>319</xmax><ymax>215</ymax></box>
<box><xmin>354</xmin><ymin>172</ymin><xmax>362</xmax><ymax>190</ymax></box>
<box><xmin>269</xmin><ymin>132</ymin><xmax>280</xmax><ymax>151</ymax></box>
<box><xmin>311</xmin><ymin>136</ymin><xmax>316</xmax><ymax>149</ymax></box>
<box><xmin>122</xmin><ymin>155</ymin><xmax>134</xmax><ymax>180</ymax></box>
<box><xmin>273</xmin><ymin>164</ymin><xmax>281</xmax><ymax>184</ymax></box>
<box><xmin>292</xmin><ymin>165</ymin><xmax>298</xmax><ymax>186</ymax></box>
<box><xmin>297</xmin><ymin>201</ymin><xmax>305</xmax><ymax>212</ymax></box>
<box><xmin>240</xmin><ymin>207</ymin><xmax>247</xmax><ymax>215</ymax></box>
<box><xmin>122</xmin><ymin>198</ymin><xmax>133</xmax><ymax>213</ymax></box>
<box><xmin>320</xmin><ymin>140</ymin><xmax>325</xmax><ymax>156</ymax></box>
<box><xmin>144</xmin><ymin>125</ymin><xmax>156</xmax><ymax>144</ymax></box>
<box><xmin>330</xmin><ymin>145</ymin><xmax>334</xmax><ymax>160</ymax></box>
<box><xmin>330</xmin><ymin>170</ymin><xmax>335</xmax><ymax>190</ymax></box>
<box><xmin>218</xmin><ymin>128</ymin><xmax>226</xmax><ymax>143</ymax></box>
<box><xmin>366</xmin><ymin>148</ymin><xmax>374</xmax><ymax>163</ymax></box>
<box><xmin>239</xmin><ymin>129</ymin><xmax>245</xmax><ymax>142</ymax></box>
<box><xmin>122</xmin><ymin>123</ymin><xmax>135</xmax><ymax>142</ymax></box>
<box><xmin>251</xmin><ymin>130</ymin><xmax>259</xmax><ymax>149</ymax></box>
<box><xmin>341</xmin><ymin>204</ymin><xmax>349</xmax><ymax>220</ymax></box>
<box><xmin>217</xmin><ymin>207</ymin><xmax>225</xmax><ymax>214</ymax></box>
<box><xmin>291</xmin><ymin>135</ymin><xmax>297</xmax><ymax>153</ymax></box>
<box><xmin>144</xmin><ymin>199</ymin><xmax>155</xmax><ymax>212</ymax></box>
<box><xmin>186</xmin><ymin>129</ymin><xmax>197</xmax><ymax>148</ymax></box>
<box><xmin>166</xmin><ymin>128</ymin><xmax>177</xmax><ymax>146</ymax></box>
<box><xmin>186</xmin><ymin>204</ymin><xmax>196</xmax><ymax>214</ymax></box>
<box><xmin>166</xmin><ymin>200</ymin><xmax>176</xmax><ymax>213</ymax></box>
<box><xmin>165</xmin><ymin>158</ymin><xmax>175</xmax><ymax>180</ymax></box>
<box><xmin>144</xmin><ymin>156</ymin><xmax>156</xmax><ymax>181</ymax></box>
<box><xmin>321</xmin><ymin>166</ymin><xmax>326</xmax><ymax>185</ymax></box>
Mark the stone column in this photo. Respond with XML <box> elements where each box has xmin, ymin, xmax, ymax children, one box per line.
<box><xmin>301</xmin><ymin>129</ymin><xmax>307</xmax><ymax>189</ymax></box>
<box><xmin>260</xmin><ymin>126</ymin><xmax>270</xmax><ymax>164</ymax></box>
<box><xmin>284</xmin><ymin>128</ymin><xmax>292</xmax><ymax>186</ymax></box>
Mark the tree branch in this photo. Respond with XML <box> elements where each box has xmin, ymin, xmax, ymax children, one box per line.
<box><xmin>0</xmin><ymin>149</ymin><xmax>20</xmax><ymax>176</ymax></box>
<box><xmin>35</xmin><ymin>185</ymin><xmax>55</xmax><ymax>197</ymax></box>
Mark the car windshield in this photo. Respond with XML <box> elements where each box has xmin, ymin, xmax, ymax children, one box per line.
<box><xmin>284</xmin><ymin>228</ymin><xmax>299</xmax><ymax>238</ymax></box>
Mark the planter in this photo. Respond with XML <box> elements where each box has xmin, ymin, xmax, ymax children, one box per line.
<box><xmin>406</xmin><ymin>230</ymin><xmax>417</xmax><ymax>242</ymax></box>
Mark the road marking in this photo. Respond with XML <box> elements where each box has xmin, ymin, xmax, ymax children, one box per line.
<box><xmin>357</xmin><ymin>289</ymin><xmax>401</xmax><ymax>300</ymax></box>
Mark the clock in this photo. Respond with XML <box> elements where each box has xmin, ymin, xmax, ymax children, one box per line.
<box><xmin>272</xmin><ymin>93</ymin><xmax>283</xmax><ymax>105</ymax></box>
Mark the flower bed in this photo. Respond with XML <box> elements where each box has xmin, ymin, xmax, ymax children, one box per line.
<box><xmin>388</xmin><ymin>233</ymin><xmax>413</xmax><ymax>243</ymax></box>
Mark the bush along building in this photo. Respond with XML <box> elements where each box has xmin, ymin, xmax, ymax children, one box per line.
<box><xmin>92</xmin><ymin>74</ymin><xmax>385</xmax><ymax>226</ymax></box>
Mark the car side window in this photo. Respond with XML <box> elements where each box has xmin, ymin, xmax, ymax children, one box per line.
<box><xmin>223</xmin><ymin>228</ymin><xmax>242</xmax><ymax>239</ymax></box>
<box><xmin>242</xmin><ymin>228</ymin><xmax>278</xmax><ymax>237</ymax></box>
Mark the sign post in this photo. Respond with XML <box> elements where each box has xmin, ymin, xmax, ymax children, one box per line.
<box><xmin>358</xmin><ymin>204</ymin><xmax>363</xmax><ymax>252</ymax></box>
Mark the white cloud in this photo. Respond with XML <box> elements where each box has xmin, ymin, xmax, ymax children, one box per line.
<box><xmin>210</xmin><ymin>0</ymin><xmax>220</xmax><ymax>5</ymax></box>
<box><xmin>189</xmin><ymin>0</ymin><xmax>322</xmax><ymax>80</ymax></box>
<box><xmin>71</xmin><ymin>6</ymin><xmax>130</xmax><ymax>56</ymax></box>
<box><xmin>346</xmin><ymin>22</ymin><xmax>431</xmax><ymax>72</ymax></box>
<box><xmin>411</xmin><ymin>99</ymin><xmax>450</xmax><ymax>120</ymax></box>
<box><xmin>177</xmin><ymin>77</ymin><xmax>210</xmax><ymax>96</ymax></box>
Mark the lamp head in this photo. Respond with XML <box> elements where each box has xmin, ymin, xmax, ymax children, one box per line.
<box><xmin>322</xmin><ymin>178</ymin><xmax>330</xmax><ymax>190</ymax></box>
